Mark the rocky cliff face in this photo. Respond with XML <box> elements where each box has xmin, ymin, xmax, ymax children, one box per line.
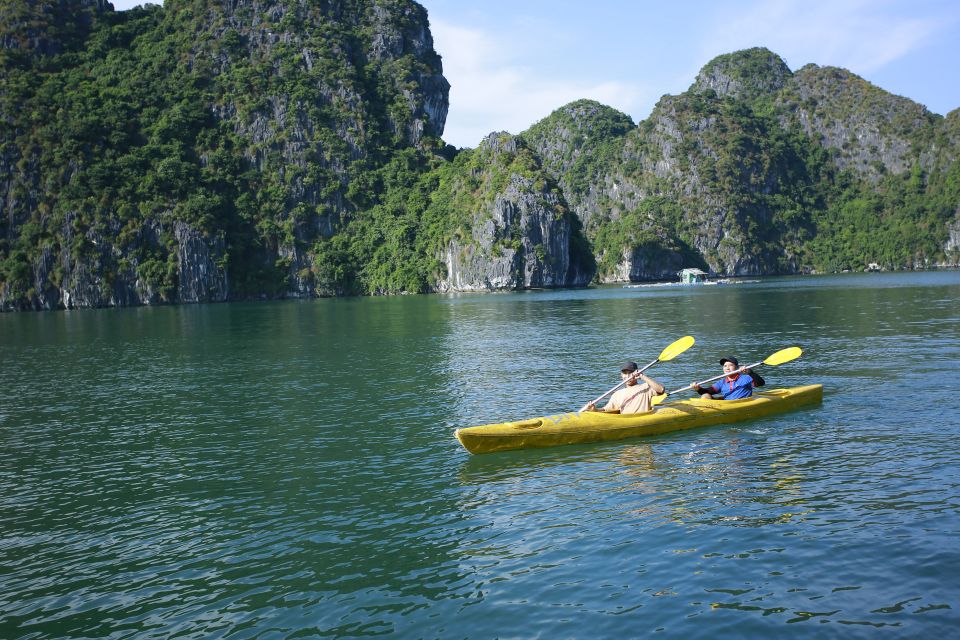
<box><xmin>0</xmin><ymin>0</ymin><xmax>450</xmax><ymax>310</ymax></box>
<box><xmin>522</xmin><ymin>47</ymin><xmax>957</xmax><ymax>280</ymax></box>
<box><xmin>0</xmin><ymin>216</ymin><xmax>228</xmax><ymax>312</ymax></box>
<box><xmin>526</xmin><ymin>102</ymin><xmax>795</xmax><ymax>276</ymax></box>
<box><xmin>520</xmin><ymin>100</ymin><xmax>635</xmax><ymax>231</ymax></box>
<box><xmin>182</xmin><ymin>0</ymin><xmax>450</xmax><ymax>297</ymax></box>
<box><xmin>2</xmin><ymin>27</ymin><xmax>958</xmax><ymax>309</ymax></box>
<box><xmin>691</xmin><ymin>47</ymin><xmax>792</xmax><ymax>101</ymax></box>
<box><xmin>521</xmin><ymin>101</ymin><xmax>704</xmax><ymax>282</ymax></box>
<box><xmin>433</xmin><ymin>133</ymin><xmax>593</xmax><ymax>291</ymax></box>
<box><xmin>599</xmin><ymin>235</ymin><xmax>688</xmax><ymax>284</ymax></box>
<box><xmin>0</xmin><ymin>0</ymin><xmax>108</xmax><ymax>62</ymax></box>
<box><xmin>193</xmin><ymin>0</ymin><xmax>448</xmax><ymax>149</ymax></box>
<box><xmin>173</xmin><ymin>221</ymin><xmax>229</xmax><ymax>303</ymax></box>
<box><xmin>946</xmin><ymin>212</ymin><xmax>960</xmax><ymax>264</ymax></box>
<box><xmin>778</xmin><ymin>64</ymin><xmax>941</xmax><ymax>180</ymax></box>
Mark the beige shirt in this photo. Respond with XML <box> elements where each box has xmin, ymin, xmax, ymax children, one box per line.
<box><xmin>605</xmin><ymin>383</ymin><xmax>657</xmax><ymax>414</ymax></box>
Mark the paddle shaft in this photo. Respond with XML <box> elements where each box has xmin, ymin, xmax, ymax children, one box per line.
<box><xmin>666</xmin><ymin>359</ymin><xmax>765</xmax><ymax>396</ymax></box>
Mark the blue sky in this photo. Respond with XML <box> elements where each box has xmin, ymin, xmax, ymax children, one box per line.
<box><xmin>112</xmin><ymin>0</ymin><xmax>960</xmax><ymax>149</ymax></box>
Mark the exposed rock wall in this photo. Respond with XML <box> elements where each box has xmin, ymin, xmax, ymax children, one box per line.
<box><xmin>523</xmin><ymin>48</ymin><xmax>957</xmax><ymax>281</ymax></box>
<box><xmin>0</xmin><ymin>0</ymin><xmax>451</xmax><ymax>310</ymax></box>
<box><xmin>780</xmin><ymin>65</ymin><xmax>940</xmax><ymax>180</ymax></box>
<box><xmin>434</xmin><ymin>133</ymin><xmax>592</xmax><ymax>292</ymax></box>
<box><xmin>437</xmin><ymin>175</ymin><xmax>575</xmax><ymax>291</ymax></box>
<box><xmin>174</xmin><ymin>222</ymin><xmax>228</xmax><ymax>303</ymax></box>
<box><xmin>945</xmin><ymin>212</ymin><xmax>960</xmax><ymax>266</ymax></box>
<box><xmin>3</xmin><ymin>22</ymin><xmax>958</xmax><ymax>310</ymax></box>
<box><xmin>691</xmin><ymin>47</ymin><xmax>792</xmax><ymax>101</ymax></box>
<box><xmin>191</xmin><ymin>0</ymin><xmax>450</xmax><ymax>298</ymax></box>
<box><xmin>600</xmin><ymin>244</ymin><xmax>685</xmax><ymax>283</ymax></box>
<box><xmin>0</xmin><ymin>217</ymin><xmax>228</xmax><ymax>311</ymax></box>
<box><xmin>520</xmin><ymin>100</ymin><xmax>635</xmax><ymax>231</ymax></box>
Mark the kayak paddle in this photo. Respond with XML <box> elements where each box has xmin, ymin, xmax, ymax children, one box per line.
<box><xmin>662</xmin><ymin>346</ymin><xmax>803</xmax><ymax>397</ymax></box>
<box><xmin>578</xmin><ymin>335</ymin><xmax>695</xmax><ymax>412</ymax></box>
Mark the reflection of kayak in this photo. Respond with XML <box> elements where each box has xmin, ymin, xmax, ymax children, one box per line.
<box><xmin>455</xmin><ymin>385</ymin><xmax>823</xmax><ymax>455</ymax></box>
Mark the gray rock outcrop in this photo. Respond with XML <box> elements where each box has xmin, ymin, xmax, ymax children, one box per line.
<box><xmin>434</xmin><ymin>133</ymin><xmax>593</xmax><ymax>291</ymax></box>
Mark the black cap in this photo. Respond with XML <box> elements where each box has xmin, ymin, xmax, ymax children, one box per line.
<box><xmin>719</xmin><ymin>356</ymin><xmax>739</xmax><ymax>367</ymax></box>
<box><xmin>620</xmin><ymin>361</ymin><xmax>638</xmax><ymax>373</ymax></box>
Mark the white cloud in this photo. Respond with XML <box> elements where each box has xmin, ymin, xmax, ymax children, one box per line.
<box><xmin>700</xmin><ymin>0</ymin><xmax>943</xmax><ymax>75</ymax></box>
<box><xmin>433</xmin><ymin>18</ymin><xmax>647</xmax><ymax>148</ymax></box>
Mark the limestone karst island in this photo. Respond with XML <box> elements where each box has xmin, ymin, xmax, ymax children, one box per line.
<box><xmin>2</xmin><ymin>0</ymin><xmax>959</xmax><ymax>311</ymax></box>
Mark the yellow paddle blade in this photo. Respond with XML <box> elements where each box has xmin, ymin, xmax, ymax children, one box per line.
<box><xmin>652</xmin><ymin>394</ymin><xmax>667</xmax><ymax>406</ymax></box>
<box><xmin>658</xmin><ymin>335</ymin><xmax>695</xmax><ymax>361</ymax></box>
<box><xmin>764</xmin><ymin>346</ymin><xmax>802</xmax><ymax>366</ymax></box>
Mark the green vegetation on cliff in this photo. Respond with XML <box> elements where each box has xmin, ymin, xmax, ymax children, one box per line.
<box><xmin>1</xmin><ymin>8</ymin><xmax>958</xmax><ymax>312</ymax></box>
<box><xmin>523</xmin><ymin>48</ymin><xmax>958</xmax><ymax>279</ymax></box>
<box><xmin>521</xmin><ymin>99</ymin><xmax>634</xmax><ymax>201</ymax></box>
<box><xmin>1</xmin><ymin>0</ymin><xmax>457</xmax><ymax>308</ymax></box>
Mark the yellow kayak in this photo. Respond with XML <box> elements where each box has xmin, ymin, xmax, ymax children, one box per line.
<box><xmin>455</xmin><ymin>384</ymin><xmax>823</xmax><ymax>455</ymax></box>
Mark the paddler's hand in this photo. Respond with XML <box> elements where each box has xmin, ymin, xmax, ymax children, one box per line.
<box><xmin>634</xmin><ymin>372</ymin><xmax>664</xmax><ymax>394</ymax></box>
<box><xmin>585</xmin><ymin>402</ymin><xmax>597</xmax><ymax>412</ymax></box>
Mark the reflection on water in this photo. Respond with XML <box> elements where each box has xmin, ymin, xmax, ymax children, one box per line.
<box><xmin>2</xmin><ymin>271</ymin><xmax>960</xmax><ymax>637</ymax></box>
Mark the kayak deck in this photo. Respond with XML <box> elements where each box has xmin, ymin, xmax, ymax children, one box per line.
<box><xmin>455</xmin><ymin>384</ymin><xmax>823</xmax><ymax>455</ymax></box>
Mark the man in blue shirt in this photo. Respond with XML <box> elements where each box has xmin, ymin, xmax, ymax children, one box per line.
<box><xmin>694</xmin><ymin>356</ymin><xmax>765</xmax><ymax>399</ymax></box>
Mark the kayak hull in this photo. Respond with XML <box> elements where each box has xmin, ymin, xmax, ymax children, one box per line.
<box><xmin>455</xmin><ymin>384</ymin><xmax>823</xmax><ymax>455</ymax></box>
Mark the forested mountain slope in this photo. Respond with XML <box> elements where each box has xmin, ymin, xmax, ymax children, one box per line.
<box><xmin>1</xmin><ymin>4</ymin><xmax>957</xmax><ymax>310</ymax></box>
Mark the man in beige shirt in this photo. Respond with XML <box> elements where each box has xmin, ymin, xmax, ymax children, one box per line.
<box><xmin>586</xmin><ymin>361</ymin><xmax>665</xmax><ymax>414</ymax></box>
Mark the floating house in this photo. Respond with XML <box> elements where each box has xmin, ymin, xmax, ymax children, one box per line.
<box><xmin>678</xmin><ymin>268</ymin><xmax>708</xmax><ymax>284</ymax></box>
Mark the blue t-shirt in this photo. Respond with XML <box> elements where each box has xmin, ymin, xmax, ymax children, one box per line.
<box><xmin>708</xmin><ymin>374</ymin><xmax>756</xmax><ymax>399</ymax></box>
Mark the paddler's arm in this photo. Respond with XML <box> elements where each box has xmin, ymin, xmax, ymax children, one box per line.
<box><xmin>744</xmin><ymin>367</ymin><xmax>765</xmax><ymax>387</ymax></box>
<box><xmin>634</xmin><ymin>372</ymin><xmax>664</xmax><ymax>395</ymax></box>
<box><xmin>585</xmin><ymin>401</ymin><xmax>619</xmax><ymax>413</ymax></box>
<box><xmin>692</xmin><ymin>382</ymin><xmax>716</xmax><ymax>395</ymax></box>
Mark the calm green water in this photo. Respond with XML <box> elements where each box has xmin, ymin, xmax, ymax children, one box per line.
<box><xmin>2</xmin><ymin>271</ymin><xmax>959</xmax><ymax>638</ymax></box>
